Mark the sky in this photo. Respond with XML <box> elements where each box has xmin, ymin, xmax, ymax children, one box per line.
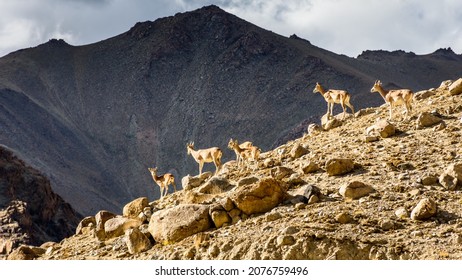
<box><xmin>0</xmin><ymin>0</ymin><xmax>461</xmax><ymax>58</ymax></box>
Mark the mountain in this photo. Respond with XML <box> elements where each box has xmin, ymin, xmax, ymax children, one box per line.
<box><xmin>0</xmin><ymin>145</ymin><xmax>81</xmax><ymax>255</ymax></box>
<box><xmin>0</xmin><ymin>5</ymin><xmax>461</xmax><ymax>216</ymax></box>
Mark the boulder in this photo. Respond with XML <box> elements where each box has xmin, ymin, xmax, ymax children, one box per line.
<box><xmin>182</xmin><ymin>172</ymin><xmax>213</xmax><ymax>190</ymax></box>
<box><xmin>300</xmin><ymin>161</ymin><xmax>320</xmax><ymax>174</ymax></box>
<box><xmin>416</xmin><ymin>112</ymin><xmax>442</xmax><ymax>129</ymax></box>
<box><xmin>122</xmin><ymin>197</ymin><xmax>149</xmax><ymax>219</ymax></box>
<box><xmin>197</xmin><ymin>177</ymin><xmax>232</xmax><ymax>194</ymax></box>
<box><xmin>209</xmin><ymin>204</ymin><xmax>231</xmax><ymax>228</ymax></box>
<box><xmin>75</xmin><ymin>216</ymin><xmax>96</xmax><ymax>235</ymax></box>
<box><xmin>325</xmin><ymin>158</ymin><xmax>355</xmax><ymax>176</ymax></box>
<box><xmin>287</xmin><ymin>185</ymin><xmax>321</xmax><ymax>204</ymax></box>
<box><xmin>290</xmin><ymin>143</ymin><xmax>309</xmax><ymax>159</ymax></box>
<box><xmin>322</xmin><ymin>116</ymin><xmax>342</xmax><ymax>130</ymax></box>
<box><xmin>449</xmin><ymin>78</ymin><xmax>462</xmax><ymax>95</ymax></box>
<box><xmin>95</xmin><ymin>210</ymin><xmax>117</xmax><ymax>240</ymax></box>
<box><xmin>148</xmin><ymin>204</ymin><xmax>211</xmax><ymax>244</ymax></box>
<box><xmin>439</xmin><ymin>163</ymin><xmax>462</xmax><ymax>190</ymax></box>
<box><xmin>230</xmin><ymin>177</ymin><xmax>285</xmax><ymax>215</ymax></box>
<box><xmin>339</xmin><ymin>181</ymin><xmax>374</xmax><ymax>199</ymax></box>
<box><xmin>104</xmin><ymin>216</ymin><xmax>142</xmax><ymax>239</ymax></box>
<box><xmin>410</xmin><ymin>198</ymin><xmax>437</xmax><ymax>220</ymax></box>
<box><xmin>7</xmin><ymin>245</ymin><xmax>46</xmax><ymax>260</ymax></box>
<box><xmin>270</xmin><ymin>166</ymin><xmax>294</xmax><ymax>180</ymax></box>
<box><xmin>366</xmin><ymin>119</ymin><xmax>396</xmax><ymax>138</ymax></box>
<box><xmin>125</xmin><ymin>227</ymin><xmax>152</xmax><ymax>254</ymax></box>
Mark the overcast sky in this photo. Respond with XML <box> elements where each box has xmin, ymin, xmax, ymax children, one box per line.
<box><xmin>1</xmin><ymin>0</ymin><xmax>461</xmax><ymax>58</ymax></box>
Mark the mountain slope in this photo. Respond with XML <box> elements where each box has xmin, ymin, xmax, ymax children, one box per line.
<box><xmin>0</xmin><ymin>5</ymin><xmax>461</xmax><ymax>215</ymax></box>
<box><xmin>0</xmin><ymin>145</ymin><xmax>81</xmax><ymax>255</ymax></box>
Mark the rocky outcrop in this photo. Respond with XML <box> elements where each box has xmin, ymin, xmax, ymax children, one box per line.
<box><xmin>230</xmin><ymin>177</ymin><xmax>285</xmax><ymax>215</ymax></box>
<box><xmin>148</xmin><ymin>204</ymin><xmax>212</xmax><ymax>244</ymax></box>
<box><xmin>449</xmin><ymin>78</ymin><xmax>462</xmax><ymax>95</ymax></box>
<box><xmin>0</xmin><ymin>146</ymin><xmax>81</xmax><ymax>255</ymax></box>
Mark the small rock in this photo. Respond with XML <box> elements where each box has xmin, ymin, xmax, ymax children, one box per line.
<box><xmin>421</xmin><ymin>175</ymin><xmax>438</xmax><ymax>186</ymax></box>
<box><xmin>365</xmin><ymin>135</ymin><xmax>379</xmax><ymax>142</ymax></box>
<box><xmin>270</xmin><ymin>166</ymin><xmax>294</xmax><ymax>180</ymax></box>
<box><xmin>416</xmin><ymin>112</ymin><xmax>442</xmax><ymax>128</ymax></box>
<box><xmin>410</xmin><ymin>198</ymin><xmax>437</xmax><ymax>220</ymax></box>
<box><xmin>265</xmin><ymin>212</ymin><xmax>282</xmax><ymax>222</ymax></box>
<box><xmin>433</xmin><ymin>122</ymin><xmax>446</xmax><ymax>131</ymax></box>
<box><xmin>410</xmin><ymin>230</ymin><xmax>424</xmax><ymax>238</ymax></box>
<box><xmin>379</xmin><ymin>219</ymin><xmax>395</xmax><ymax>231</ymax></box>
<box><xmin>335</xmin><ymin>212</ymin><xmax>353</xmax><ymax>224</ymax></box>
<box><xmin>294</xmin><ymin>203</ymin><xmax>306</xmax><ymax>210</ymax></box>
<box><xmin>290</xmin><ymin>143</ymin><xmax>309</xmax><ymax>159</ymax></box>
<box><xmin>322</xmin><ymin>117</ymin><xmax>343</xmax><ymax>130</ymax></box>
<box><xmin>282</xmin><ymin>226</ymin><xmax>299</xmax><ymax>235</ymax></box>
<box><xmin>408</xmin><ymin>189</ymin><xmax>421</xmax><ymax>197</ymax></box>
<box><xmin>325</xmin><ymin>158</ymin><xmax>355</xmax><ymax>176</ymax></box>
<box><xmin>439</xmin><ymin>163</ymin><xmax>462</xmax><ymax>190</ymax></box>
<box><xmin>300</xmin><ymin>162</ymin><xmax>320</xmax><ymax>173</ymax></box>
<box><xmin>339</xmin><ymin>181</ymin><xmax>374</xmax><ymax>199</ymax></box>
<box><xmin>366</xmin><ymin>119</ymin><xmax>396</xmax><ymax>138</ymax></box>
<box><xmin>395</xmin><ymin>207</ymin><xmax>409</xmax><ymax>219</ymax></box>
<box><xmin>276</xmin><ymin>235</ymin><xmax>296</xmax><ymax>246</ymax></box>
<box><xmin>307</xmin><ymin>123</ymin><xmax>323</xmax><ymax>135</ymax></box>
<box><xmin>308</xmin><ymin>195</ymin><xmax>319</xmax><ymax>204</ymax></box>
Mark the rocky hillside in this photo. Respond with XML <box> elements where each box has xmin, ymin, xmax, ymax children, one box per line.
<box><xmin>0</xmin><ymin>146</ymin><xmax>82</xmax><ymax>258</ymax></box>
<box><xmin>6</xmin><ymin>78</ymin><xmax>460</xmax><ymax>260</ymax></box>
<box><xmin>1</xmin><ymin>5</ymin><xmax>462</xmax><ymax>217</ymax></box>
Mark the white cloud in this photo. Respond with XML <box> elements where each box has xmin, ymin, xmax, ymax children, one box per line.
<box><xmin>0</xmin><ymin>0</ymin><xmax>461</xmax><ymax>57</ymax></box>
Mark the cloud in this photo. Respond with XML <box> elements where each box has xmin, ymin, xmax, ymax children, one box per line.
<box><xmin>0</xmin><ymin>0</ymin><xmax>461</xmax><ymax>57</ymax></box>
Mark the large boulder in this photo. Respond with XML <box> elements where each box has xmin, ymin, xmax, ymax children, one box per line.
<box><xmin>104</xmin><ymin>216</ymin><xmax>142</xmax><ymax>239</ymax></box>
<box><xmin>325</xmin><ymin>158</ymin><xmax>355</xmax><ymax>176</ymax></box>
<box><xmin>449</xmin><ymin>78</ymin><xmax>462</xmax><ymax>95</ymax></box>
<box><xmin>125</xmin><ymin>227</ymin><xmax>152</xmax><ymax>254</ymax></box>
<box><xmin>197</xmin><ymin>177</ymin><xmax>232</xmax><ymax>194</ymax></box>
<box><xmin>75</xmin><ymin>216</ymin><xmax>96</xmax><ymax>235</ymax></box>
<box><xmin>7</xmin><ymin>245</ymin><xmax>45</xmax><ymax>260</ymax></box>
<box><xmin>122</xmin><ymin>197</ymin><xmax>149</xmax><ymax>219</ymax></box>
<box><xmin>95</xmin><ymin>210</ymin><xmax>117</xmax><ymax>240</ymax></box>
<box><xmin>148</xmin><ymin>204</ymin><xmax>212</xmax><ymax>244</ymax></box>
<box><xmin>230</xmin><ymin>177</ymin><xmax>285</xmax><ymax>215</ymax></box>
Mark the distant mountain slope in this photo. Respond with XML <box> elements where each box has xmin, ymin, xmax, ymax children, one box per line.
<box><xmin>0</xmin><ymin>145</ymin><xmax>81</xmax><ymax>253</ymax></box>
<box><xmin>0</xmin><ymin>5</ymin><xmax>461</xmax><ymax>215</ymax></box>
